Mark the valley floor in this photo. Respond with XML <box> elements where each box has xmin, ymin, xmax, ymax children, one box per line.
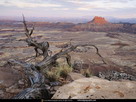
<box><xmin>0</xmin><ymin>27</ymin><xmax>136</xmax><ymax>99</ymax></box>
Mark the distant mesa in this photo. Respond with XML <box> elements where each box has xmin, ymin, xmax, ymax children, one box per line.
<box><xmin>88</xmin><ymin>16</ymin><xmax>108</xmax><ymax>24</ymax></box>
<box><xmin>66</xmin><ymin>16</ymin><xmax>136</xmax><ymax>33</ymax></box>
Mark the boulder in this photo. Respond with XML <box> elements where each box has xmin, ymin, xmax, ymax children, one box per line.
<box><xmin>52</xmin><ymin>77</ymin><xmax>136</xmax><ymax>99</ymax></box>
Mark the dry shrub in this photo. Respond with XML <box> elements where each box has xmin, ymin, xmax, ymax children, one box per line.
<box><xmin>80</xmin><ymin>68</ymin><xmax>92</xmax><ymax>77</ymax></box>
<box><xmin>43</xmin><ymin>65</ymin><xmax>73</xmax><ymax>82</ymax></box>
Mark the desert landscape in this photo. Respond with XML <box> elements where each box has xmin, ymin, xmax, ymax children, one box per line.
<box><xmin>0</xmin><ymin>0</ymin><xmax>136</xmax><ymax>100</ymax></box>
<box><xmin>0</xmin><ymin>16</ymin><xmax>136</xmax><ymax>99</ymax></box>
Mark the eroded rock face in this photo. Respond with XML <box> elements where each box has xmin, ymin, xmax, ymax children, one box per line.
<box><xmin>89</xmin><ymin>16</ymin><xmax>108</xmax><ymax>24</ymax></box>
<box><xmin>67</xmin><ymin>16</ymin><xmax>136</xmax><ymax>33</ymax></box>
<box><xmin>52</xmin><ymin>77</ymin><xmax>136</xmax><ymax>99</ymax></box>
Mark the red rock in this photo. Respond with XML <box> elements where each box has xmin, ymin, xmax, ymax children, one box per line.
<box><xmin>89</xmin><ymin>16</ymin><xmax>108</xmax><ymax>24</ymax></box>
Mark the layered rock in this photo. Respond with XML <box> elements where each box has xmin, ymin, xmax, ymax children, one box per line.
<box><xmin>52</xmin><ymin>77</ymin><xmax>136</xmax><ymax>99</ymax></box>
<box><xmin>66</xmin><ymin>16</ymin><xmax>136</xmax><ymax>34</ymax></box>
<box><xmin>88</xmin><ymin>16</ymin><xmax>108</xmax><ymax>24</ymax></box>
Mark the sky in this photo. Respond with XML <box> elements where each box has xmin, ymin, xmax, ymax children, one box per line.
<box><xmin>0</xmin><ymin>0</ymin><xmax>136</xmax><ymax>18</ymax></box>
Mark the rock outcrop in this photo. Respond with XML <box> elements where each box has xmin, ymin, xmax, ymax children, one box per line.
<box><xmin>66</xmin><ymin>16</ymin><xmax>136</xmax><ymax>34</ymax></box>
<box><xmin>88</xmin><ymin>16</ymin><xmax>108</xmax><ymax>24</ymax></box>
<box><xmin>68</xmin><ymin>72</ymin><xmax>85</xmax><ymax>81</ymax></box>
<box><xmin>52</xmin><ymin>77</ymin><xmax>136</xmax><ymax>99</ymax></box>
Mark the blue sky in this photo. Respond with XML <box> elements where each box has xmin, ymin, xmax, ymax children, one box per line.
<box><xmin>0</xmin><ymin>0</ymin><xmax>136</xmax><ymax>18</ymax></box>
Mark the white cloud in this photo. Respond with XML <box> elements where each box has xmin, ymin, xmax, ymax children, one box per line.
<box><xmin>0</xmin><ymin>0</ymin><xmax>136</xmax><ymax>18</ymax></box>
<box><xmin>53</xmin><ymin>8</ymin><xmax>69</xmax><ymax>10</ymax></box>
<box><xmin>65</xmin><ymin>0</ymin><xmax>136</xmax><ymax>10</ymax></box>
<box><xmin>66</xmin><ymin>0</ymin><xmax>89</xmax><ymax>5</ymax></box>
<box><xmin>77</xmin><ymin>8</ymin><xmax>90</xmax><ymax>11</ymax></box>
<box><xmin>77</xmin><ymin>5</ymin><xmax>97</xmax><ymax>11</ymax></box>
<box><xmin>0</xmin><ymin>0</ymin><xmax>61</xmax><ymax>8</ymax></box>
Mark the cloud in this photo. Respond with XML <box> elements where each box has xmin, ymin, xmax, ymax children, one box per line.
<box><xmin>68</xmin><ymin>0</ymin><xmax>136</xmax><ymax>11</ymax></box>
<box><xmin>77</xmin><ymin>5</ymin><xmax>97</xmax><ymax>11</ymax></box>
<box><xmin>65</xmin><ymin>0</ymin><xmax>90</xmax><ymax>5</ymax></box>
<box><xmin>53</xmin><ymin>8</ymin><xmax>69</xmax><ymax>11</ymax></box>
<box><xmin>63</xmin><ymin>0</ymin><xmax>136</xmax><ymax>10</ymax></box>
<box><xmin>1</xmin><ymin>0</ymin><xmax>135</xmax><ymax>9</ymax></box>
<box><xmin>64</xmin><ymin>0</ymin><xmax>135</xmax><ymax>4</ymax></box>
<box><xmin>0</xmin><ymin>0</ymin><xmax>136</xmax><ymax>18</ymax></box>
<box><xmin>0</xmin><ymin>0</ymin><xmax>61</xmax><ymax>8</ymax></box>
<box><xmin>77</xmin><ymin>8</ymin><xmax>90</xmax><ymax>11</ymax></box>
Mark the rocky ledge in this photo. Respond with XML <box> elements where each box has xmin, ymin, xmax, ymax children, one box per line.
<box><xmin>52</xmin><ymin>77</ymin><xmax>136</xmax><ymax>99</ymax></box>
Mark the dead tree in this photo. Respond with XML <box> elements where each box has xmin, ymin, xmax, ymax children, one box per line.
<box><xmin>22</xmin><ymin>15</ymin><xmax>50</xmax><ymax>60</ymax></box>
<box><xmin>35</xmin><ymin>43</ymin><xmax>106</xmax><ymax>70</ymax></box>
<box><xmin>9</xmin><ymin>16</ymin><xmax>106</xmax><ymax>99</ymax></box>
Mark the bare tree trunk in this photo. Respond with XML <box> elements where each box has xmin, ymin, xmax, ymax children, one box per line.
<box><xmin>10</xmin><ymin>16</ymin><xmax>106</xmax><ymax>99</ymax></box>
<box><xmin>36</xmin><ymin>44</ymin><xmax>106</xmax><ymax>69</ymax></box>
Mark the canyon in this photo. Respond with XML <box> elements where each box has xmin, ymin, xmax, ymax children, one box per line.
<box><xmin>0</xmin><ymin>16</ymin><xmax>136</xmax><ymax>99</ymax></box>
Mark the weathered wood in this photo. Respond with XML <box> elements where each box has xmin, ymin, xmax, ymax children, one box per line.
<box><xmin>22</xmin><ymin>15</ymin><xmax>49</xmax><ymax>60</ymax></box>
<box><xmin>12</xmin><ymin>87</ymin><xmax>48</xmax><ymax>99</ymax></box>
<box><xmin>10</xmin><ymin>16</ymin><xmax>106</xmax><ymax>99</ymax></box>
<box><xmin>8</xmin><ymin>59</ymin><xmax>45</xmax><ymax>99</ymax></box>
<box><xmin>8</xmin><ymin>59</ymin><xmax>44</xmax><ymax>86</ymax></box>
<box><xmin>36</xmin><ymin>44</ymin><xmax>106</xmax><ymax>69</ymax></box>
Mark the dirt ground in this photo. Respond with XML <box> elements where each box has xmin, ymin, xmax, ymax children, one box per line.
<box><xmin>0</xmin><ymin>27</ymin><xmax>136</xmax><ymax>98</ymax></box>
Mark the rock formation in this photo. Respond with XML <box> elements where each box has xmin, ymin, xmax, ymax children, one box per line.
<box><xmin>66</xmin><ymin>16</ymin><xmax>136</xmax><ymax>34</ymax></box>
<box><xmin>88</xmin><ymin>16</ymin><xmax>108</xmax><ymax>24</ymax></box>
<box><xmin>52</xmin><ymin>77</ymin><xmax>136</xmax><ymax>99</ymax></box>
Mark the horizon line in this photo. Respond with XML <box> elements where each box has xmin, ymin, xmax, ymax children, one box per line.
<box><xmin>0</xmin><ymin>15</ymin><xmax>136</xmax><ymax>19</ymax></box>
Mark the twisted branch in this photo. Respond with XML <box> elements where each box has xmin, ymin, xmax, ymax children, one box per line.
<box><xmin>10</xmin><ymin>16</ymin><xmax>106</xmax><ymax>99</ymax></box>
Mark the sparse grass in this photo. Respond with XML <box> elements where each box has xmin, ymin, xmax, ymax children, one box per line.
<box><xmin>44</xmin><ymin>68</ymin><xmax>60</xmax><ymax>82</ymax></box>
<box><xmin>43</xmin><ymin>65</ymin><xmax>73</xmax><ymax>82</ymax></box>
<box><xmin>80</xmin><ymin>68</ymin><xmax>92</xmax><ymax>77</ymax></box>
<box><xmin>58</xmin><ymin>65</ymin><xmax>73</xmax><ymax>78</ymax></box>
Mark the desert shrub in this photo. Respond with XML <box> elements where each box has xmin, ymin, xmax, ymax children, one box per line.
<box><xmin>58</xmin><ymin>65</ymin><xmax>73</xmax><ymax>78</ymax></box>
<box><xmin>80</xmin><ymin>68</ymin><xmax>92</xmax><ymax>77</ymax></box>
<box><xmin>43</xmin><ymin>68</ymin><xmax>60</xmax><ymax>82</ymax></box>
<box><xmin>43</xmin><ymin>65</ymin><xmax>73</xmax><ymax>82</ymax></box>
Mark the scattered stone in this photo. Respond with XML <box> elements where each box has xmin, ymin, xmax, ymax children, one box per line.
<box><xmin>13</xmin><ymin>66</ymin><xmax>23</xmax><ymax>71</ymax></box>
<box><xmin>45</xmin><ymin>84</ymin><xmax>51</xmax><ymax>90</ymax></box>
<box><xmin>6</xmin><ymin>84</ymin><xmax>21</xmax><ymax>94</ymax></box>
<box><xmin>52</xmin><ymin>77</ymin><xmax>136</xmax><ymax>99</ymax></box>
<box><xmin>73</xmin><ymin>46</ymin><xmax>91</xmax><ymax>53</ymax></box>
<box><xmin>0</xmin><ymin>90</ymin><xmax>4</xmax><ymax>98</ymax></box>
<box><xmin>6</xmin><ymin>88</ymin><xmax>21</xmax><ymax>94</ymax></box>
<box><xmin>0</xmin><ymin>80</ymin><xmax>5</xmax><ymax>89</ymax></box>
<box><xmin>73</xmin><ymin>60</ymin><xmax>83</xmax><ymax>71</ymax></box>
<box><xmin>0</xmin><ymin>61</ymin><xmax>7</xmax><ymax>67</ymax></box>
<box><xmin>98</xmin><ymin>70</ymin><xmax>136</xmax><ymax>81</ymax></box>
<box><xmin>0</xmin><ymin>80</ymin><xmax>4</xmax><ymax>84</ymax></box>
<box><xmin>18</xmin><ymin>80</ymin><xmax>24</xmax><ymax>85</ymax></box>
